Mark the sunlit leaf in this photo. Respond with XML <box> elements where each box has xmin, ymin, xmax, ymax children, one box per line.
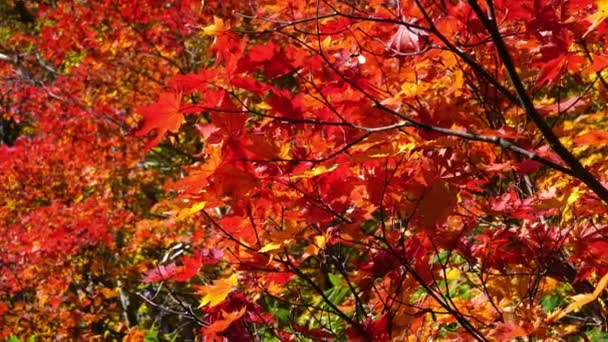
<box><xmin>135</xmin><ymin>92</ymin><xmax>183</xmax><ymax>149</ymax></box>
<box><xmin>547</xmin><ymin>272</ymin><xmax>608</xmax><ymax>322</ymax></box>
<box><xmin>202</xmin><ymin>307</ymin><xmax>246</xmax><ymax>339</ymax></box>
<box><xmin>585</xmin><ymin>0</ymin><xmax>608</xmax><ymax>37</ymax></box>
<box><xmin>196</xmin><ymin>273</ymin><xmax>239</xmax><ymax>307</ymax></box>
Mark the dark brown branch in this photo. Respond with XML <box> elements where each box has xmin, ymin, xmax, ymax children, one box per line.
<box><xmin>355</xmin><ymin>120</ymin><xmax>575</xmax><ymax>176</ymax></box>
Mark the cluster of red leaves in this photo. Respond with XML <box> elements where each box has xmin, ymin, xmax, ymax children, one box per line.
<box><xmin>0</xmin><ymin>0</ymin><xmax>210</xmax><ymax>339</ymax></box>
<box><xmin>131</xmin><ymin>0</ymin><xmax>608</xmax><ymax>339</ymax></box>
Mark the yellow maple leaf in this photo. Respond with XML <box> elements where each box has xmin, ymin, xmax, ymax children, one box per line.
<box><xmin>175</xmin><ymin>201</ymin><xmax>206</xmax><ymax>221</ymax></box>
<box><xmin>290</xmin><ymin>164</ymin><xmax>337</xmax><ymax>180</ymax></box>
<box><xmin>547</xmin><ymin>271</ymin><xmax>608</xmax><ymax>322</ymax></box>
<box><xmin>196</xmin><ymin>273</ymin><xmax>239</xmax><ymax>307</ymax></box>
<box><xmin>278</xmin><ymin>143</ymin><xmax>291</xmax><ymax>160</ymax></box>
<box><xmin>585</xmin><ymin>0</ymin><xmax>608</xmax><ymax>37</ymax></box>
<box><xmin>258</xmin><ymin>242</ymin><xmax>282</xmax><ymax>253</ymax></box>
<box><xmin>305</xmin><ymin>235</ymin><xmax>327</xmax><ymax>256</ymax></box>
<box><xmin>202</xmin><ymin>16</ymin><xmax>224</xmax><ymax>36</ymax></box>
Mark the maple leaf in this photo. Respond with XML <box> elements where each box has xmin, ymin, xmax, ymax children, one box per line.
<box><xmin>12</xmin><ymin>0</ymin><xmax>608</xmax><ymax>338</ymax></box>
<box><xmin>489</xmin><ymin>322</ymin><xmax>529</xmax><ymax>340</ymax></box>
<box><xmin>202</xmin><ymin>16</ymin><xmax>225</xmax><ymax>36</ymax></box>
<box><xmin>202</xmin><ymin>307</ymin><xmax>247</xmax><ymax>339</ymax></box>
<box><xmin>134</xmin><ymin>92</ymin><xmax>183</xmax><ymax>149</ymax></box>
<box><xmin>143</xmin><ymin>263</ymin><xmax>177</xmax><ymax>283</ymax></box>
<box><xmin>291</xmin><ymin>163</ymin><xmax>338</xmax><ymax>180</ymax></box>
<box><xmin>516</xmin><ymin>159</ymin><xmax>542</xmax><ymax>175</ymax></box>
<box><xmin>584</xmin><ymin>0</ymin><xmax>608</xmax><ymax>37</ymax></box>
<box><xmin>174</xmin><ymin>201</ymin><xmax>207</xmax><ymax>221</ymax></box>
<box><xmin>170</xmin><ymin>69</ymin><xmax>216</xmax><ymax>93</ymax></box>
<box><xmin>266</xmin><ymin>90</ymin><xmax>304</xmax><ymax>120</ymax></box>
<box><xmin>173</xmin><ymin>251</ymin><xmax>204</xmax><ymax>282</ymax></box>
<box><xmin>258</xmin><ymin>242</ymin><xmax>282</xmax><ymax>253</ymax></box>
<box><xmin>170</xmin><ymin>143</ymin><xmax>223</xmax><ymax>195</ymax></box>
<box><xmin>388</xmin><ymin>20</ymin><xmax>429</xmax><ymax>55</ymax></box>
<box><xmin>572</xmin><ymin>130</ymin><xmax>608</xmax><ymax>146</ymax></box>
<box><xmin>416</xmin><ymin>180</ymin><xmax>459</xmax><ymax>227</ymax></box>
<box><xmin>195</xmin><ymin>273</ymin><xmax>239</xmax><ymax>307</ymax></box>
<box><xmin>123</xmin><ymin>327</ymin><xmax>147</xmax><ymax>342</ymax></box>
<box><xmin>587</xmin><ymin>54</ymin><xmax>608</xmax><ymax>74</ymax></box>
<box><xmin>536</xmin><ymin>56</ymin><xmax>566</xmax><ymax>88</ymax></box>
<box><xmin>196</xmin><ymin>123</ymin><xmax>221</xmax><ymax>141</ymax></box>
<box><xmin>547</xmin><ymin>271</ymin><xmax>608</xmax><ymax>322</ymax></box>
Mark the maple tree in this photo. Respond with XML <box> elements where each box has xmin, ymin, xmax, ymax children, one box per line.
<box><xmin>4</xmin><ymin>0</ymin><xmax>608</xmax><ymax>340</ymax></box>
<box><xmin>0</xmin><ymin>0</ymin><xmax>206</xmax><ymax>339</ymax></box>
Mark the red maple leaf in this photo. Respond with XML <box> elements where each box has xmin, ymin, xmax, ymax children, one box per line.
<box><xmin>135</xmin><ymin>92</ymin><xmax>183</xmax><ymax>149</ymax></box>
<box><xmin>143</xmin><ymin>263</ymin><xmax>177</xmax><ymax>283</ymax></box>
<box><xmin>173</xmin><ymin>251</ymin><xmax>204</xmax><ymax>282</ymax></box>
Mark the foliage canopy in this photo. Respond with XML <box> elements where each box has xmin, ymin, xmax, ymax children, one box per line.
<box><xmin>3</xmin><ymin>0</ymin><xmax>608</xmax><ymax>340</ymax></box>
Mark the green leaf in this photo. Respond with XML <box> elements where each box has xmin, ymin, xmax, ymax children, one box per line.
<box><xmin>326</xmin><ymin>286</ymin><xmax>349</xmax><ymax>306</ymax></box>
<box><xmin>144</xmin><ymin>326</ymin><xmax>159</xmax><ymax>342</ymax></box>
<box><xmin>585</xmin><ymin>327</ymin><xmax>608</xmax><ymax>342</ymax></box>
<box><xmin>275</xmin><ymin>307</ymin><xmax>291</xmax><ymax>322</ymax></box>
<box><xmin>328</xmin><ymin>273</ymin><xmax>342</xmax><ymax>287</ymax></box>
<box><xmin>541</xmin><ymin>293</ymin><xmax>564</xmax><ymax>313</ymax></box>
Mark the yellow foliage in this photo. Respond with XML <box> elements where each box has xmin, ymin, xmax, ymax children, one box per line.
<box><xmin>547</xmin><ymin>271</ymin><xmax>608</xmax><ymax>323</ymax></box>
<box><xmin>202</xmin><ymin>16</ymin><xmax>224</xmax><ymax>36</ymax></box>
<box><xmin>197</xmin><ymin>273</ymin><xmax>239</xmax><ymax>307</ymax></box>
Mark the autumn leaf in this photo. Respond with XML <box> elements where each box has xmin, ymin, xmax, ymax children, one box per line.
<box><xmin>258</xmin><ymin>242</ymin><xmax>282</xmax><ymax>253</ymax></box>
<box><xmin>516</xmin><ymin>159</ymin><xmax>542</xmax><ymax>175</ymax></box>
<box><xmin>10</xmin><ymin>0</ymin><xmax>608</xmax><ymax>339</ymax></box>
<box><xmin>135</xmin><ymin>92</ymin><xmax>183</xmax><ymax>149</ymax></box>
<box><xmin>536</xmin><ymin>57</ymin><xmax>566</xmax><ymax>88</ymax></box>
<box><xmin>170</xmin><ymin>143</ymin><xmax>223</xmax><ymax>195</ymax></box>
<box><xmin>173</xmin><ymin>251</ymin><xmax>204</xmax><ymax>282</ymax></box>
<box><xmin>143</xmin><ymin>263</ymin><xmax>177</xmax><ymax>283</ymax></box>
<box><xmin>202</xmin><ymin>16</ymin><xmax>225</xmax><ymax>36</ymax></box>
<box><xmin>587</xmin><ymin>54</ymin><xmax>608</xmax><ymax>74</ymax></box>
<box><xmin>305</xmin><ymin>235</ymin><xmax>326</xmax><ymax>256</ymax></box>
<box><xmin>290</xmin><ymin>164</ymin><xmax>338</xmax><ymax>180</ymax></box>
<box><xmin>195</xmin><ymin>273</ymin><xmax>239</xmax><ymax>307</ymax></box>
<box><xmin>174</xmin><ymin>201</ymin><xmax>207</xmax><ymax>221</ymax></box>
<box><xmin>388</xmin><ymin>20</ymin><xmax>428</xmax><ymax>54</ymax></box>
<box><xmin>547</xmin><ymin>271</ymin><xmax>608</xmax><ymax>322</ymax></box>
<box><xmin>417</xmin><ymin>180</ymin><xmax>459</xmax><ymax>227</ymax></box>
<box><xmin>572</xmin><ymin>130</ymin><xmax>608</xmax><ymax>146</ymax></box>
<box><xmin>123</xmin><ymin>327</ymin><xmax>147</xmax><ymax>342</ymax></box>
<box><xmin>489</xmin><ymin>322</ymin><xmax>529</xmax><ymax>340</ymax></box>
<box><xmin>584</xmin><ymin>0</ymin><xmax>608</xmax><ymax>37</ymax></box>
<box><xmin>202</xmin><ymin>307</ymin><xmax>246</xmax><ymax>339</ymax></box>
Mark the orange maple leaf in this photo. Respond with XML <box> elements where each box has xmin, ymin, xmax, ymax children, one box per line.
<box><xmin>122</xmin><ymin>327</ymin><xmax>146</xmax><ymax>342</ymax></box>
<box><xmin>572</xmin><ymin>130</ymin><xmax>608</xmax><ymax>146</ymax></box>
<box><xmin>202</xmin><ymin>307</ymin><xmax>247</xmax><ymax>339</ymax></box>
<box><xmin>135</xmin><ymin>92</ymin><xmax>183</xmax><ymax>149</ymax></box>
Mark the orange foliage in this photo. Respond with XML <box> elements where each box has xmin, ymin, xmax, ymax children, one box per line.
<box><xmin>3</xmin><ymin>0</ymin><xmax>608</xmax><ymax>340</ymax></box>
